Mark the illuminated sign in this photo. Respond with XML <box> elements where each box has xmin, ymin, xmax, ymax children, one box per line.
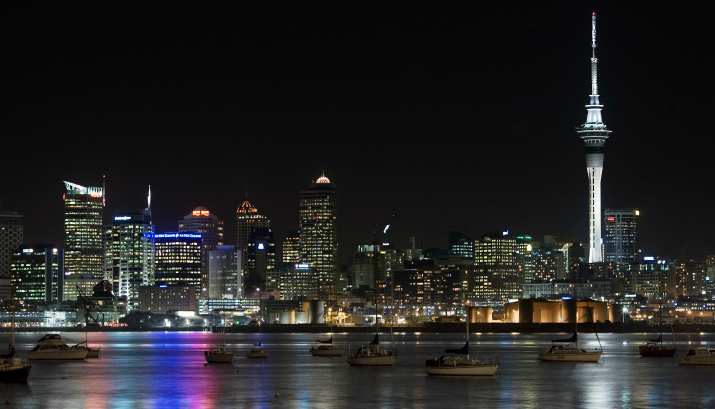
<box><xmin>607</xmin><ymin>217</ymin><xmax>615</xmax><ymax>222</ymax></box>
<box><xmin>562</xmin><ymin>296</ymin><xmax>571</xmax><ymax>300</ymax></box>
<box><xmin>643</xmin><ymin>257</ymin><xmax>655</xmax><ymax>261</ymax></box>
<box><xmin>114</xmin><ymin>216</ymin><xmax>131</xmax><ymax>221</ymax></box>
<box><xmin>22</xmin><ymin>249</ymin><xmax>33</xmax><ymax>254</ymax></box>
<box><xmin>258</xmin><ymin>243</ymin><xmax>264</xmax><ymax>250</ymax></box>
<box><xmin>502</xmin><ymin>230</ymin><xmax>509</xmax><ymax>236</ymax></box>
<box><xmin>625</xmin><ymin>294</ymin><xmax>637</xmax><ymax>298</ymax></box>
<box><xmin>635</xmin><ymin>210</ymin><xmax>640</xmax><ymax>216</ymax></box>
<box><xmin>154</xmin><ymin>233</ymin><xmax>202</xmax><ymax>239</ymax></box>
<box><xmin>295</xmin><ymin>264</ymin><xmax>310</xmax><ymax>269</ymax></box>
<box><xmin>90</xmin><ymin>193</ymin><xmax>102</xmax><ymax>198</ymax></box>
<box><xmin>192</xmin><ymin>210</ymin><xmax>210</xmax><ymax>217</ymax></box>
<box><xmin>159</xmin><ymin>285</ymin><xmax>167</xmax><ymax>288</ymax></box>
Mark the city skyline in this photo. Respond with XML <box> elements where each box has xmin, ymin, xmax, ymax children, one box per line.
<box><xmin>1</xmin><ymin>4</ymin><xmax>713</xmax><ymax>263</ymax></box>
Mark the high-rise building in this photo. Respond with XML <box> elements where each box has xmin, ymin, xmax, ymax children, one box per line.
<box><xmin>104</xmin><ymin>210</ymin><xmax>155</xmax><ymax>311</ymax></box>
<box><xmin>236</xmin><ymin>199</ymin><xmax>270</xmax><ymax>254</ymax></box>
<box><xmin>449</xmin><ymin>231</ymin><xmax>473</xmax><ymax>259</ymax></box>
<box><xmin>0</xmin><ymin>204</ymin><xmax>23</xmax><ymax>279</ymax></box>
<box><xmin>473</xmin><ymin>233</ymin><xmax>522</xmax><ymax>301</ymax></box>
<box><xmin>299</xmin><ymin>175</ymin><xmax>338</xmax><ymax>300</ymax></box>
<box><xmin>63</xmin><ymin>181</ymin><xmax>104</xmax><ymax>278</ymax></box>
<box><xmin>576</xmin><ymin>13</ymin><xmax>613</xmax><ymax>263</ymax></box>
<box><xmin>178</xmin><ymin>207</ymin><xmax>224</xmax><ymax>296</ymax></box>
<box><xmin>11</xmin><ymin>244</ymin><xmax>64</xmax><ymax>304</ymax></box>
<box><xmin>154</xmin><ymin>233</ymin><xmax>202</xmax><ymax>288</ymax></box>
<box><xmin>208</xmin><ymin>245</ymin><xmax>241</xmax><ymax>299</ymax></box>
<box><xmin>276</xmin><ymin>263</ymin><xmax>317</xmax><ymax>301</ymax></box>
<box><xmin>604</xmin><ymin>208</ymin><xmax>640</xmax><ymax>264</ymax></box>
<box><xmin>282</xmin><ymin>231</ymin><xmax>300</xmax><ymax>264</ymax></box>
<box><xmin>244</xmin><ymin>227</ymin><xmax>276</xmax><ymax>292</ymax></box>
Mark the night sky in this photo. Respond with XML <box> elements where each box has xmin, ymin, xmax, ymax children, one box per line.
<box><xmin>2</xmin><ymin>3</ymin><xmax>713</xmax><ymax>264</ymax></box>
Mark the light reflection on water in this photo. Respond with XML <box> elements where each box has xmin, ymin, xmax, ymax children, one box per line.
<box><xmin>1</xmin><ymin>332</ymin><xmax>713</xmax><ymax>408</ymax></box>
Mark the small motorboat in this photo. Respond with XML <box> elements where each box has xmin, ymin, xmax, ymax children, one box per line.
<box><xmin>679</xmin><ymin>347</ymin><xmax>715</xmax><ymax>366</ymax></box>
<box><xmin>28</xmin><ymin>334</ymin><xmax>88</xmax><ymax>361</ymax></box>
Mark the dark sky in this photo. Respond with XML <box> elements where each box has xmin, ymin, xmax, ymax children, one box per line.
<box><xmin>2</xmin><ymin>3</ymin><xmax>713</xmax><ymax>265</ymax></box>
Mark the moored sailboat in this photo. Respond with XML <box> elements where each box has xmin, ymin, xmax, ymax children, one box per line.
<box><xmin>639</xmin><ymin>294</ymin><xmax>676</xmax><ymax>357</ymax></box>
<box><xmin>205</xmin><ymin>315</ymin><xmax>234</xmax><ymax>363</ymax></box>
<box><xmin>310</xmin><ymin>332</ymin><xmax>342</xmax><ymax>357</ymax></box>
<box><xmin>425</xmin><ymin>307</ymin><xmax>499</xmax><ymax>376</ymax></box>
<box><xmin>1</xmin><ymin>294</ymin><xmax>31</xmax><ymax>383</ymax></box>
<box><xmin>538</xmin><ymin>301</ymin><xmax>603</xmax><ymax>363</ymax></box>
<box><xmin>246</xmin><ymin>321</ymin><xmax>268</xmax><ymax>359</ymax></box>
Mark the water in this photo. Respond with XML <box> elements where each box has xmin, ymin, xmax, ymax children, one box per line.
<box><xmin>2</xmin><ymin>331</ymin><xmax>713</xmax><ymax>408</ymax></box>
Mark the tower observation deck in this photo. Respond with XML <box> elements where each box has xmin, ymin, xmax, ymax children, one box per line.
<box><xmin>577</xmin><ymin>13</ymin><xmax>612</xmax><ymax>263</ymax></box>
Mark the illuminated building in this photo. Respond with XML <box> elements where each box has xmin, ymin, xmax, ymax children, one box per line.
<box><xmin>473</xmin><ymin>233</ymin><xmax>521</xmax><ymax>301</ymax></box>
<box><xmin>277</xmin><ymin>264</ymin><xmax>317</xmax><ymax>301</ymax></box>
<box><xmin>178</xmin><ymin>207</ymin><xmax>224</xmax><ymax>296</ymax></box>
<box><xmin>604</xmin><ymin>208</ymin><xmax>640</xmax><ymax>264</ymax></box>
<box><xmin>244</xmin><ymin>228</ymin><xmax>275</xmax><ymax>292</ymax></box>
<box><xmin>138</xmin><ymin>284</ymin><xmax>196</xmax><ymax>313</ymax></box>
<box><xmin>63</xmin><ymin>181</ymin><xmax>104</xmax><ymax>278</ymax></box>
<box><xmin>11</xmin><ymin>244</ymin><xmax>64</xmax><ymax>304</ymax></box>
<box><xmin>673</xmin><ymin>260</ymin><xmax>708</xmax><ymax>297</ymax></box>
<box><xmin>104</xmin><ymin>210</ymin><xmax>155</xmax><ymax>311</ymax></box>
<box><xmin>449</xmin><ymin>231</ymin><xmax>473</xmax><ymax>259</ymax></box>
<box><xmin>154</xmin><ymin>233</ymin><xmax>202</xmax><ymax>289</ymax></box>
<box><xmin>208</xmin><ymin>245</ymin><xmax>241</xmax><ymax>299</ymax></box>
<box><xmin>299</xmin><ymin>175</ymin><xmax>338</xmax><ymax>300</ymax></box>
<box><xmin>543</xmin><ymin>235</ymin><xmax>582</xmax><ymax>279</ymax></box>
<box><xmin>392</xmin><ymin>260</ymin><xmax>462</xmax><ymax>313</ymax></box>
<box><xmin>348</xmin><ymin>245</ymin><xmax>383</xmax><ymax>289</ymax></box>
<box><xmin>63</xmin><ymin>274</ymin><xmax>98</xmax><ymax>302</ymax></box>
<box><xmin>0</xmin><ymin>206</ymin><xmax>23</xmax><ymax>279</ymax></box>
<box><xmin>236</xmin><ymin>198</ymin><xmax>270</xmax><ymax>257</ymax></box>
<box><xmin>576</xmin><ymin>13</ymin><xmax>612</xmax><ymax>263</ymax></box>
<box><xmin>282</xmin><ymin>231</ymin><xmax>300</xmax><ymax>263</ymax></box>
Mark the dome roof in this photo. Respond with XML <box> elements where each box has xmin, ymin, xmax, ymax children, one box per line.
<box><xmin>237</xmin><ymin>200</ymin><xmax>258</xmax><ymax>213</ymax></box>
<box><xmin>316</xmin><ymin>176</ymin><xmax>331</xmax><ymax>184</ymax></box>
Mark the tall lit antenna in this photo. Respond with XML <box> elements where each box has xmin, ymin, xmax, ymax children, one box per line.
<box><xmin>577</xmin><ymin>12</ymin><xmax>612</xmax><ymax>263</ymax></box>
<box><xmin>147</xmin><ymin>185</ymin><xmax>152</xmax><ymax>213</ymax></box>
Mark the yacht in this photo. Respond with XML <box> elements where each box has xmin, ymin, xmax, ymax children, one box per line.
<box><xmin>246</xmin><ymin>322</ymin><xmax>269</xmax><ymax>359</ymax></box>
<box><xmin>538</xmin><ymin>333</ymin><xmax>603</xmax><ymax>363</ymax></box>
<box><xmin>310</xmin><ymin>334</ymin><xmax>342</xmax><ymax>357</ymax></box>
<box><xmin>425</xmin><ymin>310</ymin><xmax>499</xmax><ymax>376</ymax></box>
<box><xmin>347</xmin><ymin>334</ymin><xmax>397</xmax><ymax>366</ymax></box>
<box><xmin>28</xmin><ymin>334</ymin><xmax>88</xmax><ymax>360</ymax></box>
<box><xmin>679</xmin><ymin>347</ymin><xmax>715</xmax><ymax>366</ymax></box>
<box><xmin>1</xmin><ymin>347</ymin><xmax>31</xmax><ymax>383</ymax></box>
<box><xmin>205</xmin><ymin>323</ymin><xmax>234</xmax><ymax>363</ymax></box>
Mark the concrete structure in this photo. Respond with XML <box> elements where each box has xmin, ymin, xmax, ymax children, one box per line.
<box><xmin>178</xmin><ymin>207</ymin><xmax>224</xmax><ymax>296</ymax></box>
<box><xmin>63</xmin><ymin>181</ymin><xmax>104</xmax><ymax>278</ymax></box>
<box><xmin>576</xmin><ymin>14</ymin><xmax>612</xmax><ymax>263</ymax></box>
<box><xmin>299</xmin><ymin>175</ymin><xmax>338</xmax><ymax>300</ymax></box>
<box><xmin>504</xmin><ymin>298</ymin><xmax>608</xmax><ymax>323</ymax></box>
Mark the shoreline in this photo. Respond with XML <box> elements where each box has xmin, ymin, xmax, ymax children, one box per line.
<box><xmin>2</xmin><ymin>322</ymin><xmax>713</xmax><ymax>334</ymax></box>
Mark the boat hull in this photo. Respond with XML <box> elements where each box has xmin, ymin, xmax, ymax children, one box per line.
<box><xmin>311</xmin><ymin>346</ymin><xmax>343</xmax><ymax>357</ymax></box>
<box><xmin>0</xmin><ymin>365</ymin><xmax>31</xmax><ymax>383</ymax></box>
<box><xmin>347</xmin><ymin>354</ymin><xmax>396</xmax><ymax>366</ymax></box>
<box><xmin>639</xmin><ymin>345</ymin><xmax>676</xmax><ymax>357</ymax></box>
<box><xmin>679</xmin><ymin>348</ymin><xmax>715</xmax><ymax>366</ymax></box>
<box><xmin>425</xmin><ymin>364</ymin><xmax>498</xmax><ymax>376</ymax></box>
<box><xmin>29</xmin><ymin>349</ymin><xmax>88</xmax><ymax>361</ymax></box>
<box><xmin>246</xmin><ymin>349</ymin><xmax>269</xmax><ymax>359</ymax></box>
<box><xmin>205</xmin><ymin>351</ymin><xmax>235</xmax><ymax>363</ymax></box>
<box><xmin>538</xmin><ymin>350</ymin><xmax>602</xmax><ymax>363</ymax></box>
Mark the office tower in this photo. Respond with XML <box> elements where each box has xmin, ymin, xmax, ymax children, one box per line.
<box><xmin>276</xmin><ymin>264</ymin><xmax>317</xmax><ymax>301</ymax></box>
<box><xmin>449</xmin><ymin>231</ymin><xmax>473</xmax><ymax>259</ymax></box>
<box><xmin>154</xmin><ymin>233</ymin><xmax>202</xmax><ymax>288</ymax></box>
<box><xmin>299</xmin><ymin>175</ymin><xmax>338</xmax><ymax>300</ymax></box>
<box><xmin>604</xmin><ymin>208</ymin><xmax>640</xmax><ymax>264</ymax></box>
<box><xmin>473</xmin><ymin>233</ymin><xmax>521</xmax><ymax>301</ymax></box>
<box><xmin>178</xmin><ymin>207</ymin><xmax>224</xmax><ymax>296</ymax></box>
<box><xmin>243</xmin><ymin>228</ymin><xmax>275</xmax><ymax>292</ymax></box>
<box><xmin>576</xmin><ymin>13</ymin><xmax>613</xmax><ymax>263</ymax></box>
<box><xmin>63</xmin><ymin>181</ymin><xmax>104</xmax><ymax>278</ymax></box>
<box><xmin>139</xmin><ymin>285</ymin><xmax>196</xmax><ymax>313</ymax></box>
<box><xmin>104</xmin><ymin>210</ymin><xmax>155</xmax><ymax>311</ymax></box>
<box><xmin>348</xmin><ymin>245</ymin><xmax>383</xmax><ymax>289</ymax></box>
<box><xmin>208</xmin><ymin>245</ymin><xmax>241</xmax><ymax>298</ymax></box>
<box><xmin>673</xmin><ymin>260</ymin><xmax>708</xmax><ymax>297</ymax></box>
<box><xmin>392</xmin><ymin>259</ymin><xmax>462</xmax><ymax>313</ymax></box>
<box><xmin>11</xmin><ymin>244</ymin><xmax>64</xmax><ymax>304</ymax></box>
<box><xmin>0</xmin><ymin>203</ymin><xmax>23</xmax><ymax>279</ymax></box>
<box><xmin>282</xmin><ymin>231</ymin><xmax>300</xmax><ymax>263</ymax></box>
<box><xmin>236</xmin><ymin>199</ymin><xmax>270</xmax><ymax>254</ymax></box>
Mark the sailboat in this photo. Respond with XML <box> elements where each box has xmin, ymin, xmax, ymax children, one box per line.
<box><xmin>538</xmin><ymin>302</ymin><xmax>603</xmax><ymax>363</ymax></box>
<box><xmin>246</xmin><ymin>320</ymin><xmax>269</xmax><ymax>359</ymax></box>
<box><xmin>205</xmin><ymin>314</ymin><xmax>234</xmax><ymax>363</ymax></box>
<box><xmin>425</xmin><ymin>307</ymin><xmax>499</xmax><ymax>376</ymax></box>
<box><xmin>639</xmin><ymin>297</ymin><xmax>676</xmax><ymax>357</ymax></box>
<box><xmin>1</xmin><ymin>292</ymin><xmax>31</xmax><ymax>383</ymax></box>
<box><xmin>310</xmin><ymin>324</ymin><xmax>342</xmax><ymax>357</ymax></box>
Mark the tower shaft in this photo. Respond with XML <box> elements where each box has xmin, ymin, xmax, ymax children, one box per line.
<box><xmin>577</xmin><ymin>13</ymin><xmax>612</xmax><ymax>263</ymax></box>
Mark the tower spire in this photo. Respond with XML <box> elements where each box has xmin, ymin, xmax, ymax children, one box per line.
<box><xmin>577</xmin><ymin>12</ymin><xmax>613</xmax><ymax>264</ymax></box>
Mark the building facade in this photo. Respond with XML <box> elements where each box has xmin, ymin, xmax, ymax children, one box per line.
<box><xmin>104</xmin><ymin>210</ymin><xmax>155</xmax><ymax>311</ymax></box>
<box><xmin>604</xmin><ymin>208</ymin><xmax>640</xmax><ymax>264</ymax></box>
<box><xmin>154</xmin><ymin>233</ymin><xmax>202</xmax><ymax>288</ymax></box>
<box><xmin>244</xmin><ymin>227</ymin><xmax>275</xmax><ymax>293</ymax></box>
<box><xmin>0</xmin><ymin>208</ymin><xmax>23</xmax><ymax>279</ymax></box>
<box><xmin>208</xmin><ymin>245</ymin><xmax>241</xmax><ymax>299</ymax></box>
<box><xmin>11</xmin><ymin>244</ymin><xmax>64</xmax><ymax>304</ymax></box>
<box><xmin>178</xmin><ymin>207</ymin><xmax>223</xmax><ymax>296</ymax></box>
<box><xmin>282</xmin><ymin>231</ymin><xmax>300</xmax><ymax>264</ymax></box>
<box><xmin>63</xmin><ymin>181</ymin><xmax>104</xmax><ymax>278</ymax></box>
<box><xmin>299</xmin><ymin>175</ymin><xmax>338</xmax><ymax>300</ymax></box>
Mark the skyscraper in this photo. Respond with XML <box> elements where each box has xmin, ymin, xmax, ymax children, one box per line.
<box><xmin>236</xmin><ymin>198</ymin><xmax>270</xmax><ymax>279</ymax></box>
<box><xmin>208</xmin><ymin>245</ymin><xmax>241</xmax><ymax>299</ymax></box>
<box><xmin>104</xmin><ymin>210</ymin><xmax>155</xmax><ymax>311</ymax></box>
<box><xmin>154</xmin><ymin>233</ymin><xmax>202</xmax><ymax>288</ymax></box>
<box><xmin>178</xmin><ymin>207</ymin><xmax>224</xmax><ymax>296</ymax></box>
<box><xmin>282</xmin><ymin>231</ymin><xmax>300</xmax><ymax>264</ymax></box>
<box><xmin>0</xmin><ymin>203</ymin><xmax>23</xmax><ymax>279</ymax></box>
<box><xmin>604</xmin><ymin>208</ymin><xmax>640</xmax><ymax>264</ymax></box>
<box><xmin>576</xmin><ymin>13</ymin><xmax>612</xmax><ymax>263</ymax></box>
<box><xmin>64</xmin><ymin>181</ymin><xmax>104</xmax><ymax>278</ymax></box>
<box><xmin>299</xmin><ymin>175</ymin><xmax>338</xmax><ymax>300</ymax></box>
<box><xmin>244</xmin><ymin>227</ymin><xmax>275</xmax><ymax>292</ymax></box>
<box><xmin>11</xmin><ymin>244</ymin><xmax>64</xmax><ymax>304</ymax></box>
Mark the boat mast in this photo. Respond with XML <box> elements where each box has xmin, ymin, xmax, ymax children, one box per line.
<box><xmin>466</xmin><ymin>305</ymin><xmax>470</xmax><ymax>360</ymax></box>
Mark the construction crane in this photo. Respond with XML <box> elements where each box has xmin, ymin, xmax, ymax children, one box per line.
<box><xmin>76</xmin><ymin>285</ymin><xmax>101</xmax><ymax>328</ymax></box>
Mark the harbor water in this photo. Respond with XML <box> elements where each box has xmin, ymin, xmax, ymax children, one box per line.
<box><xmin>1</xmin><ymin>331</ymin><xmax>713</xmax><ymax>408</ymax></box>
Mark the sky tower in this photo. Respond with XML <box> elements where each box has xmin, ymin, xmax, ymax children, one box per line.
<box><xmin>577</xmin><ymin>12</ymin><xmax>612</xmax><ymax>263</ymax></box>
